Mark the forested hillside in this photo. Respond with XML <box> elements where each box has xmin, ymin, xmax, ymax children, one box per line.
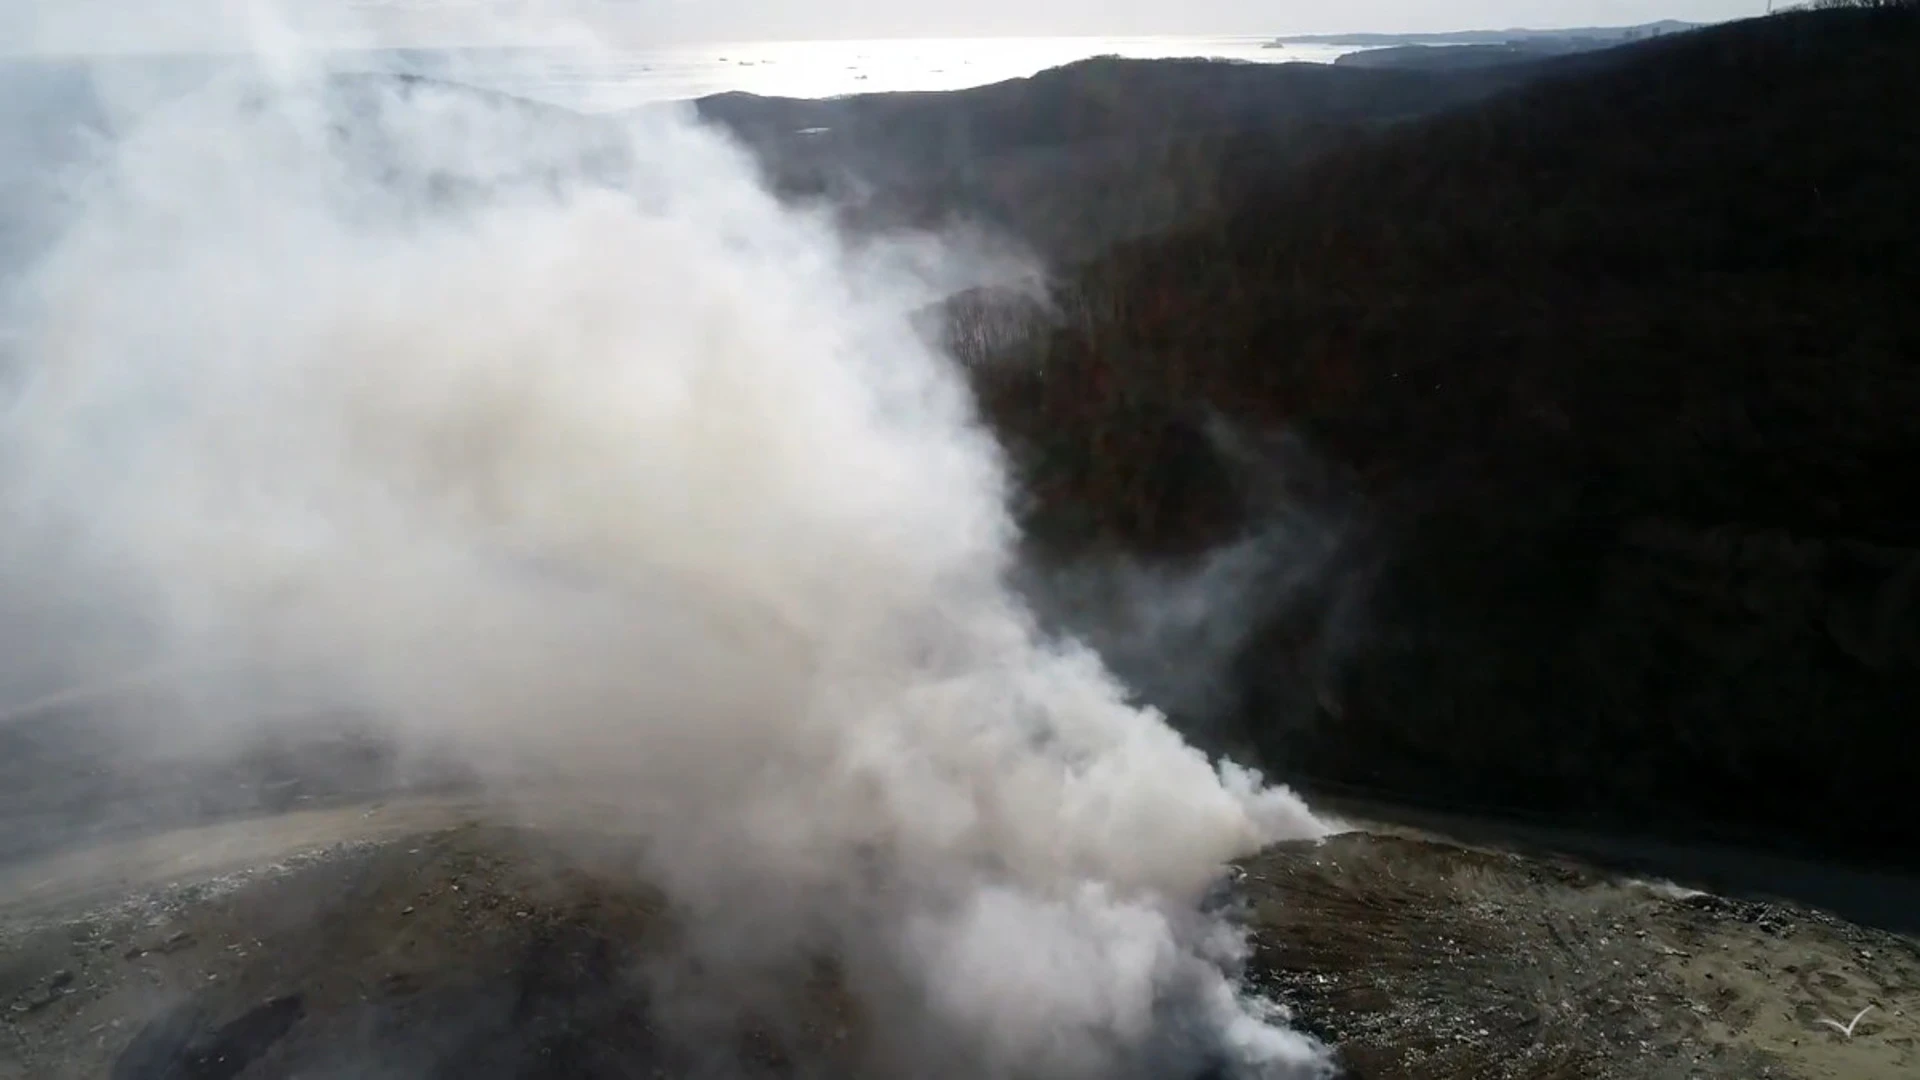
<box><xmin>694</xmin><ymin>56</ymin><xmax>1550</xmax><ymax>262</ymax></box>
<box><xmin>963</xmin><ymin>4</ymin><xmax>1920</xmax><ymax>863</ymax></box>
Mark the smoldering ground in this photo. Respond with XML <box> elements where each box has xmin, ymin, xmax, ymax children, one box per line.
<box><xmin>0</xmin><ymin>13</ymin><xmax>1332</xmax><ymax>1078</ymax></box>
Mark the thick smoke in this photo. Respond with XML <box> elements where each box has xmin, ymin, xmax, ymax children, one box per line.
<box><xmin>0</xmin><ymin>16</ymin><xmax>1330</xmax><ymax>1079</ymax></box>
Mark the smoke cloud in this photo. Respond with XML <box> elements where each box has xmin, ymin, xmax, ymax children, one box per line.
<box><xmin>0</xmin><ymin>9</ymin><xmax>1330</xmax><ymax>1077</ymax></box>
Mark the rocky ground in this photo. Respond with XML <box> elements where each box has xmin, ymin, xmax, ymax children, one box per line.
<box><xmin>1</xmin><ymin>801</ymin><xmax>1914</xmax><ymax>1079</ymax></box>
<box><xmin>0</xmin><ymin>803</ymin><xmax>866</xmax><ymax>1080</ymax></box>
<box><xmin>1241</xmin><ymin>831</ymin><xmax>1918</xmax><ymax>1079</ymax></box>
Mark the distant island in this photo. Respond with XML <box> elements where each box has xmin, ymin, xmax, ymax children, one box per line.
<box><xmin>1259</xmin><ymin>20</ymin><xmax>1704</xmax><ymax>72</ymax></box>
<box><xmin>1264</xmin><ymin>20</ymin><xmax>1700</xmax><ymax>48</ymax></box>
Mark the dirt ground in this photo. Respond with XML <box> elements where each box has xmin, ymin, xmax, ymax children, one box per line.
<box><xmin>1241</xmin><ymin>832</ymin><xmax>1919</xmax><ymax>1079</ymax></box>
<box><xmin>0</xmin><ymin>807</ymin><xmax>865</xmax><ymax>1079</ymax></box>
<box><xmin>1</xmin><ymin>802</ymin><xmax>1915</xmax><ymax>1079</ymax></box>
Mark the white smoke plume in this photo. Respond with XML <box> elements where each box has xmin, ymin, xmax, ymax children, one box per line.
<box><xmin>0</xmin><ymin>8</ymin><xmax>1331</xmax><ymax>1077</ymax></box>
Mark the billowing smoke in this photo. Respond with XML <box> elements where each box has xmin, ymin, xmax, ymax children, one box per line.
<box><xmin>0</xmin><ymin>13</ymin><xmax>1330</xmax><ymax>1078</ymax></box>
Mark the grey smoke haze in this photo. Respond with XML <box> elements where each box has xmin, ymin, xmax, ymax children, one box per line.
<box><xmin>1022</xmin><ymin>540</ymin><xmax>1296</xmax><ymax>731</ymax></box>
<box><xmin>1015</xmin><ymin>421</ymin><xmax>1371</xmax><ymax>761</ymax></box>
<box><xmin>0</xmin><ymin>4</ymin><xmax>1332</xmax><ymax>1078</ymax></box>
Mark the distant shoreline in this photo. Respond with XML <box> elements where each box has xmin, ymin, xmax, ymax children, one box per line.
<box><xmin>1267</xmin><ymin>20</ymin><xmax>1702</xmax><ymax>48</ymax></box>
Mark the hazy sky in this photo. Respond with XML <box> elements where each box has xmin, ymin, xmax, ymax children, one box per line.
<box><xmin>600</xmin><ymin>2</ymin><xmax>1773</xmax><ymax>42</ymax></box>
<box><xmin>7</xmin><ymin>1</ymin><xmax>1780</xmax><ymax>53</ymax></box>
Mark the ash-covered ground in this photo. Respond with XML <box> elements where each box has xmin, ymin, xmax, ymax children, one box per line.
<box><xmin>2</xmin><ymin>800</ymin><xmax>1914</xmax><ymax>1080</ymax></box>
